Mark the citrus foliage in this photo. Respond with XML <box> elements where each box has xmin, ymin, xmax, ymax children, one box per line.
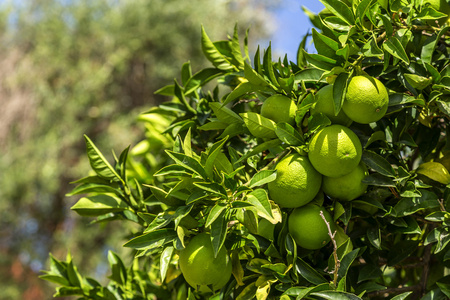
<box><xmin>42</xmin><ymin>0</ymin><xmax>450</xmax><ymax>299</ymax></box>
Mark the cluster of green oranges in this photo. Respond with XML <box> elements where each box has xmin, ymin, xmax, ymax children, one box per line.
<box><xmin>265</xmin><ymin>75</ymin><xmax>389</xmax><ymax>250</ymax></box>
<box><xmin>177</xmin><ymin>75</ymin><xmax>389</xmax><ymax>291</ymax></box>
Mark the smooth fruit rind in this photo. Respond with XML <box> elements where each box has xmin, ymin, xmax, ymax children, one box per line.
<box><xmin>260</xmin><ymin>94</ymin><xmax>297</xmax><ymax>125</ymax></box>
<box><xmin>268</xmin><ymin>153</ymin><xmax>322</xmax><ymax>208</ymax></box>
<box><xmin>288</xmin><ymin>204</ymin><xmax>335</xmax><ymax>250</ymax></box>
<box><xmin>308</xmin><ymin>124</ymin><xmax>362</xmax><ymax>178</ymax></box>
<box><xmin>179</xmin><ymin>233</ymin><xmax>232</xmax><ymax>291</ymax></box>
<box><xmin>311</xmin><ymin>84</ymin><xmax>353</xmax><ymax>126</ymax></box>
<box><xmin>322</xmin><ymin>162</ymin><xmax>368</xmax><ymax>201</ymax></box>
<box><xmin>343</xmin><ymin>75</ymin><xmax>389</xmax><ymax>124</ymax></box>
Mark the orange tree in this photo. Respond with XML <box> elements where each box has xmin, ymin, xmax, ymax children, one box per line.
<box><xmin>41</xmin><ymin>0</ymin><xmax>450</xmax><ymax>299</ymax></box>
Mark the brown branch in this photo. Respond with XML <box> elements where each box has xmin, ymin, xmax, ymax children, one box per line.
<box><xmin>367</xmin><ymin>285</ymin><xmax>420</xmax><ymax>297</ymax></box>
<box><xmin>320</xmin><ymin>211</ymin><xmax>339</xmax><ymax>286</ymax></box>
<box><xmin>420</xmin><ymin>245</ymin><xmax>432</xmax><ymax>296</ymax></box>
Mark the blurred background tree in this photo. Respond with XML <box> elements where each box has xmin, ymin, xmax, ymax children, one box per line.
<box><xmin>0</xmin><ymin>0</ymin><xmax>280</xmax><ymax>298</ymax></box>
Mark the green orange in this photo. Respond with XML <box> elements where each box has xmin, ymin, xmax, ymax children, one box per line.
<box><xmin>311</xmin><ymin>84</ymin><xmax>352</xmax><ymax>126</ymax></box>
<box><xmin>343</xmin><ymin>75</ymin><xmax>389</xmax><ymax>124</ymax></box>
<box><xmin>322</xmin><ymin>162</ymin><xmax>369</xmax><ymax>201</ymax></box>
<box><xmin>288</xmin><ymin>204</ymin><xmax>335</xmax><ymax>250</ymax></box>
<box><xmin>268</xmin><ymin>153</ymin><xmax>322</xmax><ymax>208</ymax></box>
<box><xmin>308</xmin><ymin>124</ymin><xmax>362</xmax><ymax>177</ymax></box>
<box><xmin>178</xmin><ymin>233</ymin><xmax>232</xmax><ymax>291</ymax></box>
<box><xmin>260</xmin><ymin>94</ymin><xmax>297</xmax><ymax>125</ymax></box>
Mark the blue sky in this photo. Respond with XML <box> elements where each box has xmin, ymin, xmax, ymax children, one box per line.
<box><xmin>271</xmin><ymin>0</ymin><xmax>325</xmax><ymax>60</ymax></box>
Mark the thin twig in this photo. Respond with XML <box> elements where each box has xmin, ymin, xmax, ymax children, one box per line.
<box><xmin>367</xmin><ymin>285</ymin><xmax>420</xmax><ymax>297</ymax></box>
<box><xmin>320</xmin><ymin>211</ymin><xmax>339</xmax><ymax>286</ymax></box>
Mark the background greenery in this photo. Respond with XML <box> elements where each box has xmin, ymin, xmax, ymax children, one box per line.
<box><xmin>0</xmin><ymin>0</ymin><xmax>280</xmax><ymax>298</ymax></box>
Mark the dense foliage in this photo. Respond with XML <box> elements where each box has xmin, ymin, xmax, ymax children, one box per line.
<box><xmin>43</xmin><ymin>0</ymin><xmax>450</xmax><ymax>299</ymax></box>
<box><xmin>0</xmin><ymin>0</ymin><xmax>275</xmax><ymax>298</ymax></box>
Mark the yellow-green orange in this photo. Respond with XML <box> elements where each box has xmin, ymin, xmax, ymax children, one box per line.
<box><xmin>179</xmin><ymin>233</ymin><xmax>232</xmax><ymax>291</ymax></box>
<box><xmin>343</xmin><ymin>75</ymin><xmax>389</xmax><ymax>124</ymax></box>
<box><xmin>260</xmin><ymin>94</ymin><xmax>297</xmax><ymax>125</ymax></box>
<box><xmin>308</xmin><ymin>125</ymin><xmax>362</xmax><ymax>177</ymax></box>
<box><xmin>268</xmin><ymin>153</ymin><xmax>322</xmax><ymax>208</ymax></box>
<box><xmin>311</xmin><ymin>84</ymin><xmax>352</xmax><ymax>126</ymax></box>
<box><xmin>288</xmin><ymin>204</ymin><xmax>335</xmax><ymax>250</ymax></box>
<box><xmin>322</xmin><ymin>162</ymin><xmax>368</xmax><ymax>201</ymax></box>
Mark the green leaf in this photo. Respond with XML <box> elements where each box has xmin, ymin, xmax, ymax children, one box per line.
<box><xmin>240</xmin><ymin>112</ymin><xmax>277</xmax><ymax>139</ymax></box>
<box><xmin>184</xmin><ymin>68</ymin><xmax>225</xmax><ymax>95</ymax></box>
<box><xmin>416</xmin><ymin>162</ymin><xmax>450</xmax><ymax>184</ymax></box>
<box><xmin>391</xmin><ymin>292</ymin><xmax>413</xmax><ymax>300</ymax></box>
<box><xmin>302</xmin><ymin>50</ymin><xmax>337</xmax><ymax>71</ymax></box>
<box><xmin>312</xmin><ymin>28</ymin><xmax>339</xmax><ymax>59</ymax></box>
<box><xmin>205</xmin><ymin>203</ymin><xmax>227</xmax><ymax>228</ymax></box>
<box><xmin>201</xmin><ymin>25</ymin><xmax>236</xmax><ymax>71</ymax></box>
<box><xmin>311</xmin><ymin>290</ymin><xmax>363</xmax><ymax>300</ymax></box>
<box><xmin>249</xmin><ymin>170</ymin><xmax>277</xmax><ymax>188</ymax></box>
<box><xmin>367</xmin><ymin>226</ymin><xmax>382</xmax><ymax>250</ymax></box>
<box><xmin>364</xmin><ymin>131</ymin><xmax>386</xmax><ymax>149</ymax></box>
<box><xmin>244</xmin><ymin>61</ymin><xmax>269</xmax><ymax>87</ymax></box>
<box><xmin>108</xmin><ymin>251</ymin><xmax>127</xmax><ymax>285</ymax></box>
<box><xmin>337</xmin><ymin>249</ymin><xmax>359</xmax><ymax>280</ymax></box>
<box><xmin>210</xmin><ymin>209</ymin><xmax>228</xmax><ymax>258</ymax></box>
<box><xmin>210</xmin><ymin>102</ymin><xmax>243</xmax><ymax>124</ymax></box>
<box><xmin>124</xmin><ymin>229</ymin><xmax>177</xmax><ymax>250</ymax></box>
<box><xmin>387</xmin><ymin>240</ymin><xmax>420</xmax><ymax>266</ymax></box>
<box><xmin>193</xmin><ymin>181</ymin><xmax>228</xmax><ymax>197</ymax></box>
<box><xmin>84</xmin><ymin>135</ymin><xmax>122</xmax><ymax>182</ymax></box>
<box><xmin>333</xmin><ymin>72</ymin><xmax>349</xmax><ymax>116</ymax></box>
<box><xmin>204</xmin><ymin>136</ymin><xmax>228</xmax><ymax>179</ymax></box>
<box><xmin>358</xmin><ymin>264</ymin><xmax>383</xmax><ymax>283</ymax></box>
<box><xmin>263</xmin><ymin>44</ymin><xmax>280</xmax><ymax>87</ymax></box>
<box><xmin>71</xmin><ymin>194</ymin><xmax>128</xmax><ymax>217</ymax></box>
<box><xmin>160</xmin><ymin>246</ymin><xmax>174</xmax><ymax>282</ymax></box>
<box><xmin>421</xmin><ymin>27</ymin><xmax>450</xmax><ymax>65</ymax></box>
<box><xmin>295</xmin><ymin>258</ymin><xmax>328</xmax><ymax>285</ymax></box>
<box><xmin>392</xmin><ymin>190</ymin><xmax>440</xmax><ymax>217</ymax></box>
<box><xmin>383</xmin><ymin>36</ymin><xmax>410</xmax><ymax>65</ymax></box>
<box><xmin>404</xmin><ymin>74</ymin><xmax>432</xmax><ymax>90</ymax></box>
<box><xmin>319</xmin><ymin>0</ymin><xmax>355</xmax><ymax>25</ymax></box>
<box><xmin>275</xmin><ymin>123</ymin><xmax>305</xmax><ymax>146</ymax></box>
<box><xmin>362</xmin><ymin>150</ymin><xmax>395</xmax><ymax>177</ymax></box>
<box><xmin>246</xmin><ymin>189</ymin><xmax>274</xmax><ymax>221</ymax></box>
<box><xmin>66</xmin><ymin>183</ymin><xmax>120</xmax><ymax>196</ymax></box>
<box><xmin>223</xmin><ymin>81</ymin><xmax>258</xmax><ymax>106</ymax></box>
<box><xmin>165</xmin><ymin>150</ymin><xmax>208</xmax><ymax>179</ymax></box>
<box><xmin>294</xmin><ymin>68</ymin><xmax>326</xmax><ymax>84</ymax></box>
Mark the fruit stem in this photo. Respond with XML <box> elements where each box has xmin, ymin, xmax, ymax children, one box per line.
<box><xmin>320</xmin><ymin>211</ymin><xmax>340</xmax><ymax>287</ymax></box>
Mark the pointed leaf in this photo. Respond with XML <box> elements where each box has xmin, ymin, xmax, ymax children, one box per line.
<box><xmin>71</xmin><ymin>194</ymin><xmax>128</xmax><ymax>217</ymax></box>
<box><xmin>247</xmin><ymin>189</ymin><xmax>274</xmax><ymax>221</ymax></box>
<box><xmin>275</xmin><ymin>122</ymin><xmax>305</xmax><ymax>146</ymax></box>
<box><xmin>124</xmin><ymin>229</ymin><xmax>177</xmax><ymax>250</ymax></box>
<box><xmin>84</xmin><ymin>135</ymin><xmax>122</xmax><ymax>182</ymax></box>
<box><xmin>249</xmin><ymin>170</ymin><xmax>277</xmax><ymax>188</ymax></box>
<box><xmin>201</xmin><ymin>25</ymin><xmax>236</xmax><ymax>71</ymax></box>
<box><xmin>165</xmin><ymin>150</ymin><xmax>208</xmax><ymax>179</ymax></box>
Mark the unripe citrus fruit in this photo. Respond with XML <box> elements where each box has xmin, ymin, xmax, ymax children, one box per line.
<box><xmin>179</xmin><ymin>233</ymin><xmax>232</xmax><ymax>291</ymax></box>
<box><xmin>343</xmin><ymin>75</ymin><xmax>389</xmax><ymax>124</ymax></box>
<box><xmin>322</xmin><ymin>162</ymin><xmax>368</xmax><ymax>201</ymax></box>
<box><xmin>308</xmin><ymin>124</ymin><xmax>362</xmax><ymax>177</ymax></box>
<box><xmin>311</xmin><ymin>85</ymin><xmax>352</xmax><ymax>126</ymax></box>
<box><xmin>268</xmin><ymin>153</ymin><xmax>322</xmax><ymax>208</ymax></box>
<box><xmin>260</xmin><ymin>94</ymin><xmax>297</xmax><ymax>125</ymax></box>
<box><xmin>288</xmin><ymin>204</ymin><xmax>335</xmax><ymax>250</ymax></box>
